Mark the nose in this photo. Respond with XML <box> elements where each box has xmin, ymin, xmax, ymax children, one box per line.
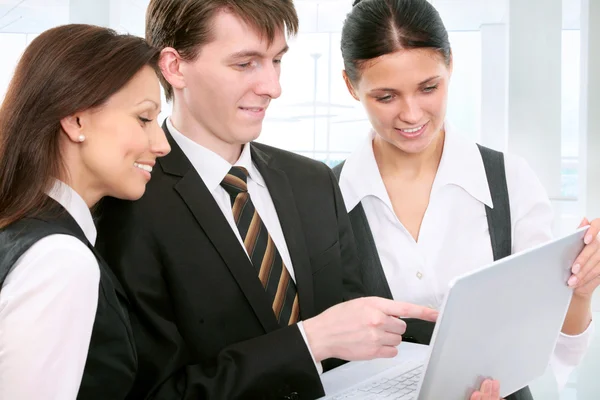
<box><xmin>255</xmin><ymin>63</ymin><xmax>282</xmax><ymax>99</ymax></box>
<box><xmin>149</xmin><ymin>122</ymin><xmax>171</xmax><ymax>157</ymax></box>
<box><xmin>398</xmin><ymin>96</ymin><xmax>423</xmax><ymax>125</ymax></box>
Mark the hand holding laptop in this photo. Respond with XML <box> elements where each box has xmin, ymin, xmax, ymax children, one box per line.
<box><xmin>568</xmin><ymin>218</ymin><xmax>600</xmax><ymax>298</ymax></box>
<box><xmin>303</xmin><ymin>297</ymin><xmax>438</xmax><ymax>363</ymax></box>
<box><xmin>470</xmin><ymin>379</ymin><xmax>503</xmax><ymax>400</ymax></box>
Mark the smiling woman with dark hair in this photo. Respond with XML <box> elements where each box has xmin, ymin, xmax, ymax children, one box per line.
<box><xmin>0</xmin><ymin>24</ymin><xmax>170</xmax><ymax>399</ymax></box>
<box><xmin>334</xmin><ymin>1</ymin><xmax>600</xmax><ymax>399</ymax></box>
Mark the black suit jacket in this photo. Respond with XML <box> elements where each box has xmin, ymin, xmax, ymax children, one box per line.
<box><xmin>96</xmin><ymin>124</ymin><xmax>365</xmax><ymax>400</ymax></box>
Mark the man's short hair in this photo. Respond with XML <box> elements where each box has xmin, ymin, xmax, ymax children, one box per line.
<box><xmin>146</xmin><ymin>0</ymin><xmax>299</xmax><ymax>101</ymax></box>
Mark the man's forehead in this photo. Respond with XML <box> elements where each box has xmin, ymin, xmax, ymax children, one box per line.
<box><xmin>208</xmin><ymin>9</ymin><xmax>287</xmax><ymax>54</ymax></box>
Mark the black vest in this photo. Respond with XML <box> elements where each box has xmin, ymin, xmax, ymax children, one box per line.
<box><xmin>0</xmin><ymin>203</ymin><xmax>137</xmax><ymax>399</ymax></box>
<box><xmin>332</xmin><ymin>145</ymin><xmax>533</xmax><ymax>400</ymax></box>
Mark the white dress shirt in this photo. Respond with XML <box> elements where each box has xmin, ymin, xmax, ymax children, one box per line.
<box><xmin>167</xmin><ymin>118</ymin><xmax>322</xmax><ymax>374</ymax></box>
<box><xmin>339</xmin><ymin>125</ymin><xmax>594</xmax><ymax>390</ymax></box>
<box><xmin>0</xmin><ymin>181</ymin><xmax>100</xmax><ymax>400</ymax></box>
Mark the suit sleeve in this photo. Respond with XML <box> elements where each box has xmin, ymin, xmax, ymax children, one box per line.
<box><xmin>318</xmin><ymin>167</ymin><xmax>368</xmax><ymax>373</ymax></box>
<box><xmin>327</xmin><ymin>167</ymin><xmax>367</xmax><ymax>301</ymax></box>
<box><xmin>95</xmin><ymin>199</ymin><xmax>324</xmax><ymax>400</ymax></box>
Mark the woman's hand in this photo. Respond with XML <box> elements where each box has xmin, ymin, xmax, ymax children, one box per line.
<box><xmin>569</xmin><ymin>218</ymin><xmax>600</xmax><ymax>299</ymax></box>
<box><xmin>470</xmin><ymin>379</ymin><xmax>504</xmax><ymax>400</ymax></box>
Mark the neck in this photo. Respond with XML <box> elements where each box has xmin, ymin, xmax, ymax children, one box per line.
<box><xmin>58</xmin><ymin>173</ymin><xmax>101</xmax><ymax>209</ymax></box>
<box><xmin>59</xmin><ymin>144</ymin><xmax>101</xmax><ymax>209</ymax></box>
<box><xmin>171</xmin><ymin>100</ymin><xmax>243</xmax><ymax>164</ymax></box>
<box><xmin>373</xmin><ymin>130</ymin><xmax>445</xmax><ymax>181</ymax></box>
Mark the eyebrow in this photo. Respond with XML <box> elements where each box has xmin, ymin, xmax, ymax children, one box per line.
<box><xmin>418</xmin><ymin>76</ymin><xmax>441</xmax><ymax>85</ymax></box>
<box><xmin>228</xmin><ymin>45</ymin><xmax>289</xmax><ymax>60</ymax></box>
<box><xmin>137</xmin><ymin>99</ymin><xmax>160</xmax><ymax>110</ymax></box>
<box><xmin>370</xmin><ymin>75</ymin><xmax>441</xmax><ymax>92</ymax></box>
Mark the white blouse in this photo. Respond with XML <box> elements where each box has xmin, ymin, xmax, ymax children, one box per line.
<box><xmin>0</xmin><ymin>181</ymin><xmax>100</xmax><ymax>400</ymax></box>
<box><xmin>339</xmin><ymin>126</ymin><xmax>594</xmax><ymax>390</ymax></box>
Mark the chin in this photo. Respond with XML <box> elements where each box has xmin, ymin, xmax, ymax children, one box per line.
<box><xmin>400</xmin><ymin>143</ymin><xmax>430</xmax><ymax>154</ymax></box>
<box><xmin>127</xmin><ymin>191</ymin><xmax>146</xmax><ymax>201</ymax></box>
<box><xmin>397</xmin><ymin>131</ymin><xmax>440</xmax><ymax>154</ymax></box>
<box><xmin>236</xmin><ymin>128</ymin><xmax>262</xmax><ymax>143</ymax></box>
<box><xmin>387</xmin><ymin>137</ymin><xmax>429</xmax><ymax>155</ymax></box>
<box><xmin>115</xmin><ymin>186</ymin><xmax>146</xmax><ymax>201</ymax></box>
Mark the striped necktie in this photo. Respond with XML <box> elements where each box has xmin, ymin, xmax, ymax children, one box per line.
<box><xmin>221</xmin><ymin>166</ymin><xmax>299</xmax><ymax>326</ymax></box>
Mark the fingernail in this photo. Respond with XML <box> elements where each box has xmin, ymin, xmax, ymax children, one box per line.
<box><xmin>572</xmin><ymin>264</ymin><xmax>581</xmax><ymax>274</ymax></box>
<box><xmin>585</xmin><ymin>234</ymin><xmax>593</xmax><ymax>244</ymax></box>
<box><xmin>568</xmin><ymin>275</ymin><xmax>578</xmax><ymax>287</ymax></box>
<box><xmin>482</xmin><ymin>380</ymin><xmax>491</xmax><ymax>393</ymax></box>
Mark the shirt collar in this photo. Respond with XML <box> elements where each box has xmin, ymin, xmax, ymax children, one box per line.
<box><xmin>339</xmin><ymin>122</ymin><xmax>493</xmax><ymax>212</ymax></box>
<box><xmin>235</xmin><ymin>139</ymin><xmax>266</xmax><ymax>187</ymax></box>
<box><xmin>47</xmin><ymin>180</ymin><xmax>97</xmax><ymax>245</ymax></box>
<box><xmin>433</xmin><ymin>123</ymin><xmax>493</xmax><ymax>208</ymax></box>
<box><xmin>339</xmin><ymin>131</ymin><xmax>390</xmax><ymax>212</ymax></box>
<box><xmin>166</xmin><ymin>118</ymin><xmax>265</xmax><ymax>191</ymax></box>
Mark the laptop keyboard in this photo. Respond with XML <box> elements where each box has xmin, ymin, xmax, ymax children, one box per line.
<box><xmin>328</xmin><ymin>365</ymin><xmax>424</xmax><ymax>399</ymax></box>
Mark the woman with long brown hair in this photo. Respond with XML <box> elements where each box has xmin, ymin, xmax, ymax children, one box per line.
<box><xmin>0</xmin><ymin>24</ymin><xmax>170</xmax><ymax>399</ymax></box>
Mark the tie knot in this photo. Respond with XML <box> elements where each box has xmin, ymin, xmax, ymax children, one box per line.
<box><xmin>221</xmin><ymin>166</ymin><xmax>249</xmax><ymax>198</ymax></box>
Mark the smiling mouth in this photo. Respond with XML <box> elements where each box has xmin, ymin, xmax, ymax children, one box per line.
<box><xmin>398</xmin><ymin>125</ymin><xmax>424</xmax><ymax>133</ymax></box>
<box><xmin>394</xmin><ymin>122</ymin><xmax>429</xmax><ymax>137</ymax></box>
<box><xmin>134</xmin><ymin>162</ymin><xmax>152</xmax><ymax>173</ymax></box>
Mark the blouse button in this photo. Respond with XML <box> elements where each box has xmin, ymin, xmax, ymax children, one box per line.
<box><xmin>416</xmin><ymin>271</ymin><xmax>423</xmax><ymax>279</ymax></box>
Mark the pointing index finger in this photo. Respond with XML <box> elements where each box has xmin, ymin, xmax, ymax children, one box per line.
<box><xmin>376</xmin><ymin>298</ymin><xmax>439</xmax><ymax>322</ymax></box>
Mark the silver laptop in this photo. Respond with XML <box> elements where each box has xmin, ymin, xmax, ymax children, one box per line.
<box><xmin>320</xmin><ymin>227</ymin><xmax>587</xmax><ymax>400</ymax></box>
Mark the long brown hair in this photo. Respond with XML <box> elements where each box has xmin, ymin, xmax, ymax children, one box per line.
<box><xmin>0</xmin><ymin>24</ymin><xmax>160</xmax><ymax>229</ymax></box>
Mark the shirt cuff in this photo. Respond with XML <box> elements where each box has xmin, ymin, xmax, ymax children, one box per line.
<box><xmin>550</xmin><ymin>318</ymin><xmax>595</xmax><ymax>390</ymax></box>
<box><xmin>297</xmin><ymin>321</ymin><xmax>324</xmax><ymax>375</ymax></box>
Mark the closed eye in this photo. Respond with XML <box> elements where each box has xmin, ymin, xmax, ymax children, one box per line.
<box><xmin>422</xmin><ymin>84</ymin><xmax>439</xmax><ymax>93</ymax></box>
<box><xmin>236</xmin><ymin>60</ymin><xmax>259</xmax><ymax>70</ymax></box>
<box><xmin>375</xmin><ymin>94</ymin><xmax>395</xmax><ymax>103</ymax></box>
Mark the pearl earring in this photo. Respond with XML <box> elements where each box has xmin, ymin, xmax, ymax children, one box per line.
<box><xmin>77</xmin><ymin>134</ymin><xmax>86</xmax><ymax>143</ymax></box>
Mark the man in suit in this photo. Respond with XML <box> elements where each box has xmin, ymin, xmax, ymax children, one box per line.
<box><xmin>96</xmin><ymin>1</ymin><xmax>437</xmax><ymax>399</ymax></box>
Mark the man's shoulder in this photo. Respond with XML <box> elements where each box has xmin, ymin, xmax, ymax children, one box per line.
<box><xmin>251</xmin><ymin>142</ymin><xmax>330</xmax><ymax>175</ymax></box>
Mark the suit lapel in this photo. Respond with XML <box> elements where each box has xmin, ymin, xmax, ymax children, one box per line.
<box><xmin>251</xmin><ymin>145</ymin><xmax>316</xmax><ymax>320</ymax></box>
<box><xmin>160</xmin><ymin>123</ymin><xmax>280</xmax><ymax>333</ymax></box>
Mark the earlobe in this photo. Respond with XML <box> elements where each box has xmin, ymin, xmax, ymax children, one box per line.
<box><xmin>60</xmin><ymin>115</ymin><xmax>85</xmax><ymax>143</ymax></box>
<box><xmin>159</xmin><ymin>47</ymin><xmax>186</xmax><ymax>91</ymax></box>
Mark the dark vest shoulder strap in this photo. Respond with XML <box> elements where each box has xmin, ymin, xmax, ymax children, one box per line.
<box><xmin>331</xmin><ymin>161</ymin><xmax>393</xmax><ymax>300</ymax></box>
<box><xmin>331</xmin><ymin>161</ymin><xmax>344</xmax><ymax>180</ymax></box>
<box><xmin>0</xmin><ymin>217</ymin><xmax>80</xmax><ymax>285</ymax></box>
<box><xmin>11</xmin><ymin>205</ymin><xmax>130</xmax><ymax>302</ymax></box>
<box><xmin>477</xmin><ymin>144</ymin><xmax>512</xmax><ymax>261</ymax></box>
<box><xmin>468</xmin><ymin>148</ymin><xmax>532</xmax><ymax>400</ymax></box>
<box><xmin>348</xmin><ymin>204</ymin><xmax>394</xmax><ymax>300</ymax></box>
